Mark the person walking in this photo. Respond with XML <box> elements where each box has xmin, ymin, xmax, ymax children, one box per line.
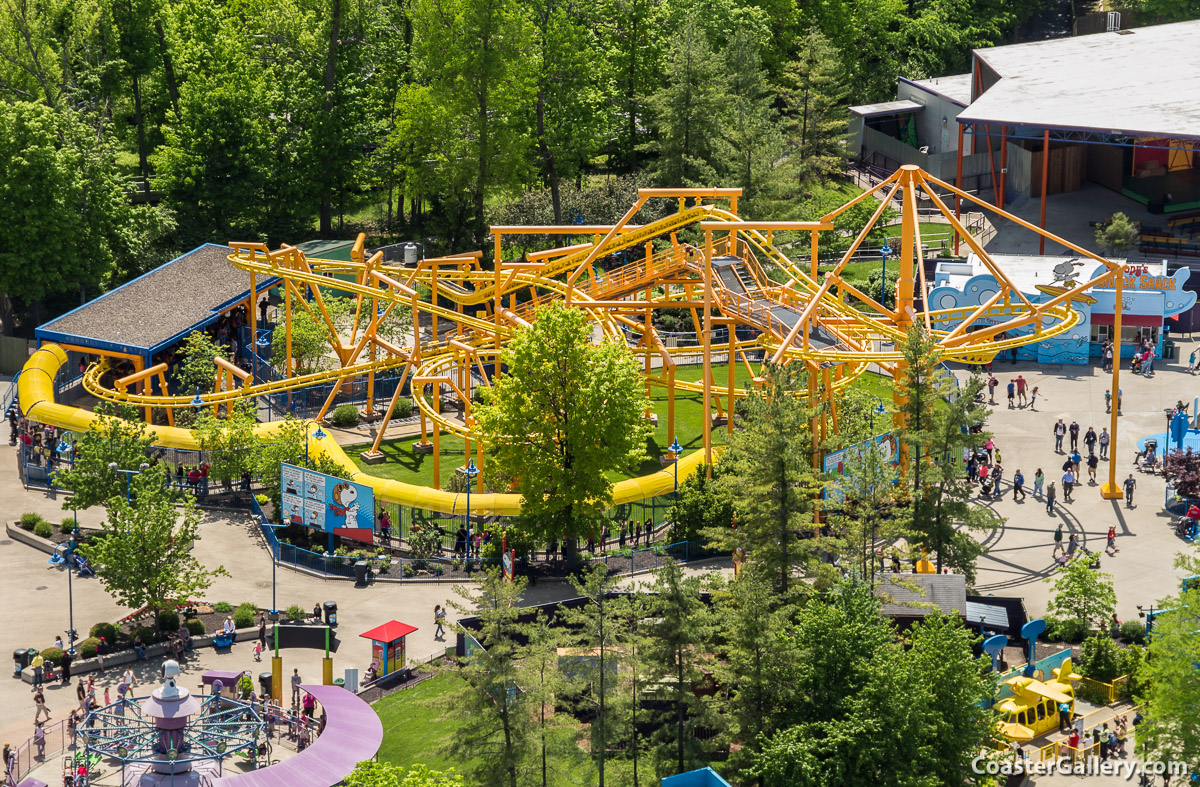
<box><xmin>987</xmin><ymin>373</ymin><xmax>998</xmax><ymax>403</ymax></box>
<box><xmin>60</xmin><ymin>649</ymin><xmax>71</xmax><ymax>685</ymax></box>
<box><xmin>1033</xmin><ymin>468</ymin><xmax>1045</xmax><ymax>497</ymax></box>
<box><xmin>1105</xmin><ymin>390</ymin><xmax>1112</xmax><ymax>414</ymax></box>
<box><xmin>33</xmin><ymin>723</ymin><xmax>44</xmax><ymax>761</ymax></box>
<box><xmin>1143</xmin><ymin>343</ymin><xmax>1155</xmax><ymax>376</ymax></box>
<box><xmin>1087</xmin><ymin>453</ymin><xmax>1099</xmax><ymax>484</ymax></box>
<box><xmin>1062</xmin><ymin>469</ymin><xmax>1075</xmax><ymax>502</ymax></box>
<box><xmin>33</xmin><ymin>689</ymin><xmax>49</xmax><ymax>723</ymax></box>
<box><xmin>1052</xmin><ymin>523</ymin><xmax>1065</xmax><ymax>557</ymax></box>
<box><xmin>1066</xmin><ymin>533</ymin><xmax>1079</xmax><ymax>561</ymax></box>
<box><xmin>992</xmin><ymin>464</ymin><xmax>1004</xmax><ymax>500</ymax></box>
<box><xmin>1071</xmin><ymin>449</ymin><xmax>1082</xmax><ymax>477</ymax></box>
<box><xmin>1015</xmin><ymin>374</ymin><xmax>1027</xmax><ymax>406</ymax></box>
<box><xmin>1046</xmin><ymin>481</ymin><xmax>1057</xmax><ymax>514</ymax></box>
<box><xmin>1013</xmin><ymin>469</ymin><xmax>1025</xmax><ymax>501</ymax></box>
<box><xmin>434</xmin><ymin>605</ymin><xmax>446</xmax><ymax>640</ymax></box>
<box><xmin>1006</xmin><ymin>379</ymin><xmax>1015</xmax><ymax>408</ymax></box>
<box><xmin>1099</xmin><ymin>427</ymin><xmax>1110</xmax><ymax>460</ymax></box>
<box><xmin>1106</xmin><ymin>524</ymin><xmax>1119</xmax><ymax>556</ymax></box>
<box><xmin>985</xmin><ymin>438</ymin><xmax>995</xmax><ymax>463</ymax></box>
<box><xmin>1123</xmin><ymin>474</ymin><xmax>1136</xmax><ymax>507</ymax></box>
<box><xmin>1084</xmin><ymin>427</ymin><xmax>1097</xmax><ymax>455</ymax></box>
<box><xmin>1029</xmin><ymin>386</ymin><xmax>1039</xmax><ymax>410</ymax></box>
<box><xmin>291</xmin><ymin>669</ymin><xmax>302</xmax><ymax>707</ymax></box>
<box><xmin>1069</xmin><ymin>421</ymin><xmax>1080</xmax><ymax>451</ymax></box>
<box><xmin>978</xmin><ymin>463</ymin><xmax>990</xmax><ymax>495</ymax></box>
<box><xmin>1054</xmin><ymin>420</ymin><xmax>1066</xmax><ymax>452</ymax></box>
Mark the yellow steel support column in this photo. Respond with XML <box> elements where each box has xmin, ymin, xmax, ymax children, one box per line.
<box><xmin>432</xmin><ymin>384</ymin><xmax>441</xmax><ymax>489</ymax></box>
<box><xmin>810</xmin><ymin>230</ymin><xmax>819</xmax><ymax>280</ymax></box>
<box><xmin>1102</xmin><ymin>268</ymin><xmax>1125</xmax><ymax>499</ymax></box>
<box><xmin>271</xmin><ymin>655</ymin><xmax>282</xmax><ymax>705</ymax></box>
<box><xmin>667</xmin><ymin>366</ymin><xmax>676</xmax><ymax>447</ymax></box>
<box><xmin>702</xmin><ymin>228</ymin><xmax>714</xmax><ymax>473</ymax></box>
<box><xmin>285</xmin><ymin>283</ymin><xmax>293</xmax><ymax>379</ymax></box>
<box><xmin>727</xmin><ymin>339</ymin><xmax>735</xmax><ymax>436</ymax></box>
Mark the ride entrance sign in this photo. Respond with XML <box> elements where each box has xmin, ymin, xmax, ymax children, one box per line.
<box><xmin>281</xmin><ymin>463</ymin><xmax>376</xmax><ymax>546</ymax></box>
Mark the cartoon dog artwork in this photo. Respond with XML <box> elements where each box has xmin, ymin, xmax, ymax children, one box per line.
<box><xmin>328</xmin><ymin>482</ymin><xmax>361</xmax><ymax>530</ymax></box>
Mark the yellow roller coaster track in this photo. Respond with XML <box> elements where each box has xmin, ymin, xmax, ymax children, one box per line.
<box><xmin>18</xmin><ymin>166</ymin><xmax>1127</xmax><ymax>513</ymax></box>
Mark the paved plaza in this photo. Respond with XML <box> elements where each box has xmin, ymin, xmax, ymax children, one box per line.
<box><xmin>2</xmin><ymin>338</ymin><xmax>1198</xmax><ymax>786</ymax></box>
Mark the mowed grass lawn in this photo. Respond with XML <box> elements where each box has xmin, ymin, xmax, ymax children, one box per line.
<box><xmin>347</xmin><ymin>364</ymin><xmax>895</xmax><ymax>486</ymax></box>
<box><xmin>374</xmin><ymin>672</ymin><xmax>607</xmax><ymax>785</ymax></box>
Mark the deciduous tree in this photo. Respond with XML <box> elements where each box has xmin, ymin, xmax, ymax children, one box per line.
<box><xmin>56</xmin><ymin>402</ymin><xmax>157</xmax><ymax>511</ymax></box>
<box><xmin>1045</xmin><ymin>556</ymin><xmax>1117</xmax><ymax>632</ymax></box>
<box><xmin>80</xmin><ymin>466</ymin><xmax>228</xmax><ymax>624</ymax></box>
<box><xmin>474</xmin><ymin>303</ymin><xmax>651</xmax><ymax>558</ymax></box>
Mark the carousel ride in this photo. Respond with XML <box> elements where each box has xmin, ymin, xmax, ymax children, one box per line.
<box><xmin>18</xmin><ymin>165</ymin><xmax>1128</xmax><ymax>514</ymax></box>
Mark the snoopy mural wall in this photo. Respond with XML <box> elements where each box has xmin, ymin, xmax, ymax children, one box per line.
<box><xmin>929</xmin><ymin>255</ymin><xmax>1196</xmax><ymax>366</ymax></box>
<box><xmin>281</xmin><ymin>462</ymin><xmax>376</xmax><ymax>546</ymax></box>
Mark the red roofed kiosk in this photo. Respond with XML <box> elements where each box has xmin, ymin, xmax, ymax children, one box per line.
<box><xmin>360</xmin><ymin>620</ymin><xmax>417</xmax><ymax>678</ymax></box>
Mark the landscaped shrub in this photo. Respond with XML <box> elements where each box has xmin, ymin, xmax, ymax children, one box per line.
<box><xmin>186</xmin><ymin>619</ymin><xmax>206</xmax><ymax>636</ymax></box>
<box><xmin>286</xmin><ymin>604</ymin><xmax>305</xmax><ymax>622</ymax></box>
<box><xmin>60</xmin><ymin>518</ymin><xmax>76</xmax><ymax>534</ymax></box>
<box><xmin>19</xmin><ymin>512</ymin><xmax>42</xmax><ymax>530</ymax></box>
<box><xmin>132</xmin><ymin>627</ymin><xmax>158</xmax><ymax>645</ymax></box>
<box><xmin>78</xmin><ymin>637</ymin><xmax>101</xmax><ymax>658</ymax></box>
<box><xmin>1080</xmin><ymin>633</ymin><xmax>1123</xmax><ymax>683</ymax></box>
<box><xmin>389</xmin><ymin>397</ymin><xmax>413</xmax><ymax>419</ymax></box>
<box><xmin>89</xmin><ymin>622</ymin><xmax>118</xmax><ymax>643</ymax></box>
<box><xmin>39</xmin><ymin>647</ymin><xmax>63</xmax><ymax>666</ymax></box>
<box><xmin>157</xmin><ymin>610</ymin><xmax>180</xmax><ymax>631</ymax></box>
<box><xmin>331</xmin><ymin>404</ymin><xmax>359</xmax><ymax>428</ymax></box>
<box><xmin>213</xmin><ymin>602</ymin><xmax>234</xmax><ymax>613</ymax></box>
<box><xmin>1045</xmin><ymin>616</ymin><xmax>1089</xmax><ymax>644</ymax></box>
<box><xmin>33</xmin><ymin>521</ymin><xmax>53</xmax><ymax>538</ymax></box>
<box><xmin>233</xmin><ymin>602</ymin><xmax>258</xmax><ymax>629</ymax></box>
<box><xmin>1119</xmin><ymin>620</ymin><xmax>1146</xmax><ymax>645</ymax></box>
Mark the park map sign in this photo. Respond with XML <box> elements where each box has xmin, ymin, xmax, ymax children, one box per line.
<box><xmin>281</xmin><ymin>462</ymin><xmax>376</xmax><ymax>545</ymax></box>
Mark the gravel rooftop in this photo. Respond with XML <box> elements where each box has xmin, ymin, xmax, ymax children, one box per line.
<box><xmin>39</xmin><ymin>244</ymin><xmax>255</xmax><ymax>352</ymax></box>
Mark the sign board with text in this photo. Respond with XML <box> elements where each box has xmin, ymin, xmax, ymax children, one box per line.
<box><xmin>280</xmin><ymin>463</ymin><xmax>375</xmax><ymax>544</ymax></box>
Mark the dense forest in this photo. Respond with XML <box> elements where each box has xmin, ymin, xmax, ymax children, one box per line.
<box><xmin>0</xmin><ymin>0</ymin><xmax>1192</xmax><ymax>331</ymax></box>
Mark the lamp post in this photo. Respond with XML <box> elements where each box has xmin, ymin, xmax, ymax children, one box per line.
<box><xmin>261</xmin><ymin>524</ymin><xmax>286</xmax><ymax>617</ymax></box>
<box><xmin>870</xmin><ymin>397</ymin><xmax>886</xmax><ymax>431</ymax></box>
<box><xmin>1137</xmin><ymin>604</ymin><xmax>1162</xmax><ymax>639</ymax></box>
<box><xmin>668</xmin><ymin>438</ymin><xmax>683</xmax><ymax>495</ymax></box>
<box><xmin>108</xmin><ymin>461</ymin><xmax>149</xmax><ymax>501</ymax></box>
<box><xmin>464</xmin><ymin>459</ymin><xmax>479</xmax><ymax>560</ymax></box>
<box><xmin>66</xmin><ymin>513</ymin><xmax>78</xmax><ymax>654</ymax></box>
<box><xmin>306</xmin><ymin>424</ymin><xmax>326</xmax><ymax>467</ymax></box>
<box><xmin>879</xmin><ymin>243</ymin><xmax>892</xmax><ymax>309</ymax></box>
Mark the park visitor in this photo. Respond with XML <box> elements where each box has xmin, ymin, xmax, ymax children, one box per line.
<box><xmin>1053</xmin><ymin>420</ymin><xmax>1065</xmax><ymax>452</ymax></box>
<box><xmin>1052</xmin><ymin>524</ymin><xmax>1064</xmax><ymax>557</ymax></box>
<box><xmin>1033</xmin><ymin>468</ymin><xmax>1044</xmax><ymax>497</ymax></box>
<box><xmin>1068</xmin><ymin>421</ymin><xmax>1080</xmax><ymax>451</ymax></box>
<box><xmin>1124</xmin><ymin>474</ymin><xmax>1136</xmax><ymax>507</ymax></box>
<box><xmin>1099</xmin><ymin>428</ymin><xmax>1109</xmax><ymax>459</ymax></box>
<box><xmin>1045</xmin><ymin>481</ymin><xmax>1056</xmax><ymax>514</ymax></box>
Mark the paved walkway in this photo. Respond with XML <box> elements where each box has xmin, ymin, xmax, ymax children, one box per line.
<box><xmin>2</xmin><ymin>338</ymin><xmax>1198</xmax><ymax>782</ymax></box>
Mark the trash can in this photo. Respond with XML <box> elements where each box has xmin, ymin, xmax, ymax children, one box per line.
<box><xmin>323</xmin><ymin>601</ymin><xmax>338</xmax><ymax>627</ymax></box>
<box><xmin>353</xmin><ymin>560</ymin><xmax>369</xmax><ymax>587</ymax></box>
<box><xmin>13</xmin><ymin>648</ymin><xmax>30</xmax><ymax>678</ymax></box>
<box><xmin>1164</xmin><ymin>340</ymin><xmax>1176</xmax><ymax>360</ymax></box>
<box><xmin>259</xmin><ymin>672</ymin><xmax>273</xmax><ymax>696</ymax></box>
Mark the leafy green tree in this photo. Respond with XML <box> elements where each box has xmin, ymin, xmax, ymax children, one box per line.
<box><xmin>444</xmin><ymin>570</ymin><xmax>531</xmax><ymax>787</ymax></box>
<box><xmin>80</xmin><ymin>466</ymin><xmax>228</xmax><ymax>626</ymax></box>
<box><xmin>525</xmin><ymin>0</ymin><xmax>606</xmax><ymax>223</ymax></box>
<box><xmin>345</xmin><ymin>761</ymin><xmax>465</xmax><ymax>787</ymax></box>
<box><xmin>643</xmin><ymin>560</ymin><xmax>716</xmax><ymax>778</ymax></box>
<box><xmin>1136</xmin><ymin>0</ymin><xmax>1200</xmax><ymax>24</ymax></box>
<box><xmin>194</xmin><ymin>402</ymin><xmax>258</xmax><ymax>487</ymax></box>
<box><xmin>474</xmin><ymin>303</ymin><xmax>651</xmax><ymax>559</ymax></box>
<box><xmin>644</xmin><ymin>11</ymin><xmax>727</xmax><ymax>186</ymax></box>
<box><xmin>1045</xmin><ymin>557</ymin><xmax>1117</xmax><ymax>632</ymax></box>
<box><xmin>708</xmin><ymin>574</ymin><xmax>800</xmax><ymax>764</ymax></box>
<box><xmin>0</xmin><ymin>102</ymin><xmax>173</xmax><ymax>333</ymax></box>
<box><xmin>613</xmin><ymin>591</ymin><xmax>652</xmax><ymax>787</ymax></box>
<box><xmin>751</xmin><ymin>609</ymin><xmax>993</xmax><ymax>787</ymax></box>
<box><xmin>254</xmin><ymin>418</ymin><xmax>315</xmax><ymax>507</ymax></box>
<box><xmin>894</xmin><ymin>326</ymin><xmax>993</xmax><ymax>579</ymax></box>
<box><xmin>518</xmin><ymin>611</ymin><xmax>584</xmax><ymax>787</ymax></box>
<box><xmin>410</xmin><ymin>0</ymin><xmax>533</xmax><ymax>241</ymax></box>
<box><xmin>563</xmin><ymin>565</ymin><xmax>623</xmax><ymax>785</ymax></box>
<box><xmin>720</xmin><ymin>23</ymin><xmax>781</xmax><ymax>207</ymax></box>
<box><xmin>1094</xmin><ymin>211</ymin><xmax>1140</xmax><ymax>256</ymax></box>
<box><xmin>595</xmin><ymin>0</ymin><xmax>663</xmax><ymax>171</ymax></box>
<box><xmin>711</xmin><ymin>361</ymin><xmax>818</xmax><ymax>595</ymax></box>
<box><xmin>1137</xmin><ymin>551</ymin><xmax>1200</xmax><ymax>769</ymax></box>
<box><xmin>778</xmin><ymin>29</ymin><xmax>847</xmax><ymax>188</ymax></box>
<box><xmin>831</xmin><ymin>422</ymin><xmax>901</xmax><ymax>590</ymax></box>
<box><xmin>174</xmin><ymin>330</ymin><xmax>229</xmax><ymax>395</ymax></box>
<box><xmin>56</xmin><ymin>402</ymin><xmax>157</xmax><ymax>510</ymax></box>
<box><xmin>668</xmin><ymin>463</ymin><xmax>733</xmax><ymax>545</ymax></box>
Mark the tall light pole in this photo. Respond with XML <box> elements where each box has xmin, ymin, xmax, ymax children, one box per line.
<box><xmin>108</xmin><ymin>461</ymin><xmax>149</xmax><ymax>501</ymax></box>
<box><xmin>880</xmin><ymin>243</ymin><xmax>892</xmax><ymax>309</ymax></box>
<box><xmin>66</xmin><ymin>516</ymin><xmax>78</xmax><ymax>654</ymax></box>
<box><xmin>306</xmin><ymin>424</ymin><xmax>326</xmax><ymax>467</ymax></box>
<box><xmin>464</xmin><ymin>459</ymin><xmax>479</xmax><ymax>559</ymax></box>
<box><xmin>668</xmin><ymin>438</ymin><xmax>683</xmax><ymax>496</ymax></box>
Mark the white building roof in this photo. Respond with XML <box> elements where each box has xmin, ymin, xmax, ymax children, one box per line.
<box><xmin>936</xmin><ymin>253</ymin><xmax>1144</xmax><ymax>293</ymax></box>
<box><xmin>850</xmin><ymin>99</ymin><xmax>924</xmax><ymax>118</ymax></box>
<box><xmin>958</xmin><ymin>20</ymin><xmax>1200</xmax><ymax>140</ymax></box>
<box><xmin>906</xmin><ymin>74</ymin><xmax>973</xmax><ymax>106</ymax></box>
